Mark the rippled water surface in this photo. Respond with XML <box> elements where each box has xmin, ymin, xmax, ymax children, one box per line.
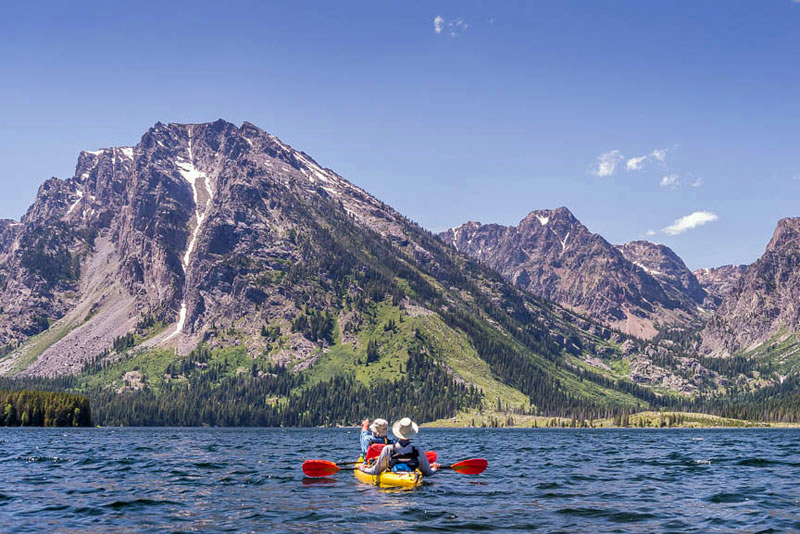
<box><xmin>2</xmin><ymin>428</ymin><xmax>800</xmax><ymax>532</ymax></box>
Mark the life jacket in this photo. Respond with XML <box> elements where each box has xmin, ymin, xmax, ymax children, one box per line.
<box><xmin>365</xmin><ymin>442</ymin><xmax>388</xmax><ymax>462</ymax></box>
<box><xmin>389</xmin><ymin>441</ymin><xmax>420</xmax><ymax>471</ymax></box>
<box><xmin>368</xmin><ymin>434</ymin><xmax>391</xmax><ymax>447</ymax></box>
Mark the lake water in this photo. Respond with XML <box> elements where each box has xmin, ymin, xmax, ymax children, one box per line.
<box><xmin>1</xmin><ymin>427</ymin><xmax>799</xmax><ymax>533</ymax></box>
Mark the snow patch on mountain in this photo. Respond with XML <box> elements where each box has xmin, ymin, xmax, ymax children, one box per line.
<box><xmin>634</xmin><ymin>261</ymin><xmax>664</xmax><ymax>277</ymax></box>
<box><xmin>559</xmin><ymin>232</ymin><xmax>569</xmax><ymax>251</ymax></box>
<box><xmin>167</xmin><ymin>132</ymin><xmax>214</xmax><ymax>340</ymax></box>
<box><xmin>65</xmin><ymin>189</ymin><xmax>84</xmax><ymax>217</ymax></box>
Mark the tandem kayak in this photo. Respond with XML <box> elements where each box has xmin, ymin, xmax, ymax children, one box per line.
<box><xmin>353</xmin><ymin>460</ymin><xmax>423</xmax><ymax>488</ymax></box>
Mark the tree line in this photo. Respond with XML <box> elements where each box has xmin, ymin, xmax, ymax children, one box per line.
<box><xmin>0</xmin><ymin>389</ymin><xmax>92</xmax><ymax>427</ymax></box>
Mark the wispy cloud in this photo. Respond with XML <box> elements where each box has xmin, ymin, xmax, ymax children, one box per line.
<box><xmin>434</xmin><ymin>15</ymin><xmax>444</xmax><ymax>34</ymax></box>
<box><xmin>626</xmin><ymin>156</ymin><xmax>647</xmax><ymax>171</ymax></box>
<box><xmin>590</xmin><ymin>150</ymin><xmax>624</xmax><ymax>177</ymax></box>
<box><xmin>663</xmin><ymin>211</ymin><xmax>719</xmax><ymax>236</ymax></box>
<box><xmin>650</xmin><ymin>148</ymin><xmax>666</xmax><ymax>163</ymax></box>
<box><xmin>645</xmin><ymin>229</ymin><xmax>656</xmax><ymax>237</ymax></box>
<box><xmin>689</xmin><ymin>177</ymin><xmax>704</xmax><ymax>188</ymax></box>
<box><xmin>433</xmin><ymin>15</ymin><xmax>468</xmax><ymax>37</ymax></box>
<box><xmin>660</xmin><ymin>174</ymin><xmax>680</xmax><ymax>189</ymax></box>
<box><xmin>626</xmin><ymin>148</ymin><xmax>667</xmax><ymax>172</ymax></box>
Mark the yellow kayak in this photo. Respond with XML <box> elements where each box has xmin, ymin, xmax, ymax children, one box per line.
<box><xmin>353</xmin><ymin>460</ymin><xmax>423</xmax><ymax>488</ymax></box>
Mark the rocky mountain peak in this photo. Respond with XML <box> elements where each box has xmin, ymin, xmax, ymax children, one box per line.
<box><xmin>0</xmin><ymin>119</ymin><xmax>444</xmax><ymax>375</ymax></box>
<box><xmin>439</xmin><ymin>208</ymin><xmax>704</xmax><ymax>338</ymax></box>
<box><xmin>768</xmin><ymin>217</ymin><xmax>800</xmax><ymax>251</ymax></box>
<box><xmin>615</xmin><ymin>240</ymin><xmax>706</xmax><ymax>308</ymax></box>
<box><xmin>700</xmin><ymin>217</ymin><xmax>800</xmax><ymax>356</ymax></box>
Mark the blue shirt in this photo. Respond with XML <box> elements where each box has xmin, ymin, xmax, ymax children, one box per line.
<box><xmin>360</xmin><ymin>429</ymin><xmax>391</xmax><ymax>453</ymax></box>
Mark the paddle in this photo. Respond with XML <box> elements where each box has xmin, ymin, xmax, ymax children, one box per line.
<box><xmin>304</xmin><ymin>451</ymin><xmax>437</xmax><ymax>475</ymax></box>
<box><xmin>438</xmin><ymin>458</ymin><xmax>488</xmax><ymax>475</ymax></box>
<box><xmin>302</xmin><ymin>459</ymin><xmax>353</xmax><ymax>477</ymax></box>
<box><xmin>302</xmin><ymin>454</ymin><xmax>484</xmax><ymax>478</ymax></box>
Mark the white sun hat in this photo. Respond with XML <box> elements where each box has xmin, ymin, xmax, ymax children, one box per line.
<box><xmin>392</xmin><ymin>417</ymin><xmax>419</xmax><ymax>440</ymax></box>
<box><xmin>369</xmin><ymin>418</ymin><xmax>389</xmax><ymax>437</ymax></box>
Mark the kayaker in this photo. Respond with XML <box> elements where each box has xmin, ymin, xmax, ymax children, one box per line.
<box><xmin>360</xmin><ymin>418</ymin><xmax>392</xmax><ymax>454</ymax></box>
<box><xmin>357</xmin><ymin>417</ymin><xmax>440</xmax><ymax>476</ymax></box>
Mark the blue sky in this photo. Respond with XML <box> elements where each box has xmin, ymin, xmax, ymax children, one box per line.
<box><xmin>1</xmin><ymin>1</ymin><xmax>798</xmax><ymax>269</ymax></box>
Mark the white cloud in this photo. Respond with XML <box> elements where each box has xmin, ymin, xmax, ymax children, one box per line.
<box><xmin>433</xmin><ymin>16</ymin><xmax>468</xmax><ymax>37</ymax></box>
<box><xmin>626</xmin><ymin>148</ymin><xmax>667</xmax><ymax>172</ymax></box>
<box><xmin>645</xmin><ymin>229</ymin><xmax>656</xmax><ymax>237</ymax></box>
<box><xmin>689</xmin><ymin>177</ymin><xmax>704</xmax><ymax>187</ymax></box>
<box><xmin>434</xmin><ymin>15</ymin><xmax>444</xmax><ymax>34</ymax></box>
<box><xmin>660</xmin><ymin>174</ymin><xmax>680</xmax><ymax>189</ymax></box>
<box><xmin>650</xmin><ymin>148</ymin><xmax>667</xmax><ymax>163</ymax></box>
<box><xmin>626</xmin><ymin>156</ymin><xmax>647</xmax><ymax>171</ymax></box>
<box><xmin>663</xmin><ymin>211</ymin><xmax>719</xmax><ymax>236</ymax></box>
<box><xmin>590</xmin><ymin>150</ymin><xmax>624</xmax><ymax>177</ymax></box>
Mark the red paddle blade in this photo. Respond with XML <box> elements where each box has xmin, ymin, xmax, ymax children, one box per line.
<box><xmin>449</xmin><ymin>458</ymin><xmax>488</xmax><ymax>475</ymax></box>
<box><xmin>425</xmin><ymin>451</ymin><xmax>437</xmax><ymax>464</ymax></box>
<box><xmin>302</xmin><ymin>460</ymin><xmax>341</xmax><ymax>477</ymax></box>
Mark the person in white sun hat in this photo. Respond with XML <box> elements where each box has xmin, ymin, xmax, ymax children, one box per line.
<box><xmin>360</xmin><ymin>418</ymin><xmax>393</xmax><ymax>454</ymax></box>
<box><xmin>357</xmin><ymin>417</ymin><xmax>440</xmax><ymax>476</ymax></box>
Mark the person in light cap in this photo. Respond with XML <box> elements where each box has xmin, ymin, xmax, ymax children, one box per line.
<box><xmin>360</xmin><ymin>418</ymin><xmax>392</xmax><ymax>454</ymax></box>
<box><xmin>357</xmin><ymin>417</ymin><xmax>440</xmax><ymax>476</ymax></box>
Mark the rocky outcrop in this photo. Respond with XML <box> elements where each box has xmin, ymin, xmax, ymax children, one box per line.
<box><xmin>616</xmin><ymin>241</ymin><xmax>707</xmax><ymax>309</ymax></box>
<box><xmin>693</xmin><ymin>264</ymin><xmax>747</xmax><ymax>308</ymax></box>
<box><xmin>439</xmin><ymin>208</ymin><xmax>704</xmax><ymax>338</ymax></box>
<box><xmin>700</xmin><ymin>218</ymin><xmax>800</xmax><ymax>356</ymax></box>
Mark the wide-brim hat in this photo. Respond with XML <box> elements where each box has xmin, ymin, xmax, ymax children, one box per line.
<box><xmin>392</xmin><ymin>417</ymin><xmax>419</xmax><ymax>440</ymax></box>
<box><xmin>369</xmin><ymin>418</ymin><xmax>389</xmax><ymax>437</ymax></box>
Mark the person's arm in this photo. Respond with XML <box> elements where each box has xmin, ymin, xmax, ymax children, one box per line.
<box><xmin>360</xmin><ymin>419</ymin><xmax>372</xmax><ymax>454</ymax></box>
<box><xmin>417</xmin><ymin>448</ymin><xmax>439</xmax><ymax>476</ymax></box>
<box><xmin>359</xmin><ymin>444</ymin><xmax>392</xmax><ymax>475</ymax></box>
<box><xmin>360</xmin><ymin>430</ymin><xmax>374</xmax><ymax>454</ymax></box>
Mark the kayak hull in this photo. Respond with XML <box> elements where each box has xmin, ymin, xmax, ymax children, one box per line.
<box><xmin>353</xmin><ymin>461</ymin><xmax>423</xmax><ymax>488</ymax></box>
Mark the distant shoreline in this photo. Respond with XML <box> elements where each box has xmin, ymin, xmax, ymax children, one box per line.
<box><xmin>424</xmin><ymin>410</ymin><xmax>800</xmax><ymax>430</ymax></box>
<box><xmin>7</xmin><ymin>424</ymin><xmax>800</xmax><ymax>430</ymax></box>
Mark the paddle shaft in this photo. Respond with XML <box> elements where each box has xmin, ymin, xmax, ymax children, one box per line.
<box><xmin>337</xmin><ymin>450</ymin><xmax>437</xmax><ymax>466</ymax></box>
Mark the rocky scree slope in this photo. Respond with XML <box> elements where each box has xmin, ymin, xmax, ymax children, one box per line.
<box><xmin>0</xmin><ymin>120</ymin><xmax>689</xmax><ymax>411</ymax></box>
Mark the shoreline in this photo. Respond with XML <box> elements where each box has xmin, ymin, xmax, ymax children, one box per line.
<box><xmin>423</xmin><ymin>410</ymin><xmax>800</xmax><ymax>430</ymax></box>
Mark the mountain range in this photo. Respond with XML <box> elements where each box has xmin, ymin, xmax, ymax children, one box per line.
<box><xmin>439</xmin><ymin>208</ymin><xmax>709</xmax><ymax>339</ymax></box>
<box><xmin>0</xmin><ymin>120</ymin><xmax>798</xmax><ymax>424</ymax></box>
